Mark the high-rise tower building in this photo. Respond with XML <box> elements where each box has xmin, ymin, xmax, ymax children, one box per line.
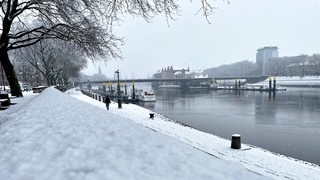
<box><xmin>256</xmin><ymin>46</ymin><xmax>279</xmax><ymax>75</ymax></box>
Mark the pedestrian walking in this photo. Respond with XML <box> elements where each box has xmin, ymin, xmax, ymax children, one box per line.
<box><xmin>105</xmin><ymin>96</ymin><xmax>111</xmax><ymax>110</ymax></box>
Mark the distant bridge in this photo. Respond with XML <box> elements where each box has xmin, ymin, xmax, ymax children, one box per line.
<box><xmin>80</xmin><ymin>76</ymin><xmax>268</xmax><ymax>86</ymax></box>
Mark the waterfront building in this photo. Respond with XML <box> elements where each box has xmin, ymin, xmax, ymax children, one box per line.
<box><xmin>153</xmin><ymin>66</ymin><xmax>190</xmax><ymax>79</ymax></box>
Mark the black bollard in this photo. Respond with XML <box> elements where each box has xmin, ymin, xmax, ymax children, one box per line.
<box><xmin>149</xmin><ymin>112</ymin><xmax>155</xmax><ymax>119</ymax></box>
<box><xmin>273</xmin><ymin>78</ymin><xmax>276</xmax><ymax>92</ymax></box>
<box><xmin>118</xmin><ymin>98</ymin><xmax>122</xmax><ymax>108</ymax></box>
<box><xmin>231</xmin><ymin>134</ymin><xmax>241</xmax><ymax>149</ymax></box>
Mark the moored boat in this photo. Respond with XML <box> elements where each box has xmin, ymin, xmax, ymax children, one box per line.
<box><xmin>135</xmin><ymin>89</ymin><xmax>156</xmax><ymax>102</ymax></box>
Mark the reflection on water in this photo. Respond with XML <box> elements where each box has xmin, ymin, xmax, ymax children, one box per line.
<box><xmin>136</xmin><ymin>101</ymin><xmax>156</xmax><ymax>110</ymax></box>
<box><xmin>138</xmin><ymin>86</ymin><xmax>320</xmax><ymax>165</ymax></box>
<box><xmin>254</xmin><ymin>94</ymin><xmax>277</xmax><ymax>123</ymax></box>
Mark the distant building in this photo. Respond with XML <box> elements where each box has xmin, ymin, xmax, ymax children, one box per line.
<box><xmin>153</xmin><ymin>66</ymin><xmax>190</xmax><ymax>79</ymax></box>
<box><xmin>80</xmin><ymin>66</ymin><xmax>108</xmax><ymax>82</ymax></box>
<box><xmin>256</xmin><ymin>46</ymin><xmax>279</xmax><ymax>75</ymax></box>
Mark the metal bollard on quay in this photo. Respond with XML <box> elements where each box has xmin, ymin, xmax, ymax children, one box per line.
<box><xmin>231</xmin><ymin>134</ymin><xmax>241</xmax><ymax>149</ymax></box>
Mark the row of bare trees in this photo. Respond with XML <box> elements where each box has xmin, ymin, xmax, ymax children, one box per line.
<box><xmin>203</xmin><ymin>54</ymin><xmax>320</xmax><ymax>78</ymax></box>
<box><xmin>12</xmin><ymin>40</ymin><xmax>86</xmax><ymax>87</ymax></box>
<box><xmin>1</xmin><ymin>0</ymin><xmax>221</xmax><ymax>97</ymax></box>
<box><xmin>203</xmin><ymin>60</ymin><xmax>259</xmax><ymax>77</ymax></box>
<box><xmin>265</xmin><ymin>54</ymin><xmax>320</xmax><ymax>76</ymax></box>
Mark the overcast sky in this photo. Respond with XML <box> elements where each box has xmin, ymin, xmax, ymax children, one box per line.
<box><xmin>82</xmin><ymin>0</ymin><xmax>320</xmax><ymax>79</ymax></box>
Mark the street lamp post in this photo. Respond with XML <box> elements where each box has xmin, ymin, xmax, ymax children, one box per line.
<box><xmin>115</xmin><ymin>69</ymin><xmax>122</xmax><ymax>108</ymax></box>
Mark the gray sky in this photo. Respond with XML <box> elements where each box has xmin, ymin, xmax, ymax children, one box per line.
<box><xmin>82</xmin><ymin>0</ymin><xmax>320</xmax><ymax>79</ymax></box>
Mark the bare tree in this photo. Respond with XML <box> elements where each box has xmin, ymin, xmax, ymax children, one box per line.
<box><xmin>1</xmin><ymin>0</ymin><xmax>221</xmax><ymax>96</ymax></box>
<box><xmin>202</xmin><ymin>60</ymin><xmax>258</xmax><ymax>77</ymax></box>
<box><xmin>297</xmin><ymin>55</ymin><xmax>308</xmax><ymax>76</ymax></box>
<box><xmin>310</xmin><ymin>54</ymin><xmax>320</xmax><ymax>76</ymax></box>
<box><xmin>13</xmin><ymin>60</ymin><xmax>35</xmax><ymax>85</ymax></box>
<box><xmin>265</xmin><ymin>58</ymin><xmax>287</xmax><ymax>76</ymax></box>
<box><xmin>14</xmin><ymin>39</ymin><xmax>86</xmax><ymax>86</ymax></box>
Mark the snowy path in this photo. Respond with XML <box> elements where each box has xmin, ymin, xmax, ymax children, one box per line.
<box><xmin>0</xmin><ymin>88</ymin><xmax>266</xmax><ymax>180</ymax></box>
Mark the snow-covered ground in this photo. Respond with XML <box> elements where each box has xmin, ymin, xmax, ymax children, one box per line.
<box><xmin>0</xmin><ymin>88</ymin><xmax>319</xmax><ymax>179</ymax></box>
<box><xmin>253</xmin><ymin>76</ymin><xmax>320</xmax><ymax>87</ymax></box>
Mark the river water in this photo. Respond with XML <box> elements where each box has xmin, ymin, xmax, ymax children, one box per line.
<box><xmin>136</xmin><ymin>85</ymin><xmax>320</xmax><ymax>165</ymax></box>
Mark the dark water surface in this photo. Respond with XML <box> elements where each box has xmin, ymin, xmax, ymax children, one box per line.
<box><xmin>137</xmin><ymin>87</ymin><xmax>320</xmax><ymax>165</ymax></box>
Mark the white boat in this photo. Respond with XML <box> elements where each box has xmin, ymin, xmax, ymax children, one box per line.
<box><xmin>135</xmin><ymin>89</ymin><xmax>156</xmax><ymax>102</ymax></box>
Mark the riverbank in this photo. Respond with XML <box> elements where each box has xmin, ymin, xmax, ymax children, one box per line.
<box><xmin>70</xmin><ymin>88</ymin><xmax>320</xmax><ymax>179</ymax></box>
<box><xmin>253</xmin><ymin>76</ymin><xmax>320</xmax><ymax>87</ymax></box>
<box><xmin>0</xmin><ymin>88</ymin><xmax>319</xmax><ymax>179</ymax></box>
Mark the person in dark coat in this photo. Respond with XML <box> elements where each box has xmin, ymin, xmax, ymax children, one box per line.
<box><xmin>105</xmin><ymin>96</ymin><xmax>111</xmax><ymax>110</ymax></box>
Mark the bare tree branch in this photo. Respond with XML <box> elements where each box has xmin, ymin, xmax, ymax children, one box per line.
<box><xmin>1</xmin><ymin>0</ymin><xmax>223</xmax><ymax>96</ymax></box>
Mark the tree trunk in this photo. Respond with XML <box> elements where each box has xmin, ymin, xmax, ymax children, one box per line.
<box><xmin>0</xmin><ymin>48</ymin><xmax>23</xmax><ymax>97</ymax></box>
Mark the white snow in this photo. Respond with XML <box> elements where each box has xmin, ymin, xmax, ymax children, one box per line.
<box><xmin>195</xmin><ymin>74</ymin><xmax>208</xmax><ymax>78</ymax></box>
<box><xmin>255</xmin><ymin>76</ymin><xmax>320</xmax><ymax>87</ymax></box>
<box><xmin>0</xmin><ymin>87</ymin><xmax>319</xmax><ymax>179</ymax></box>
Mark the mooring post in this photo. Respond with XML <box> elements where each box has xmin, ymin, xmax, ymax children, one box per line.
<box><xmin>149</xmin><ymin>112</ymin><xmax>155</xmax><ymax>119</ymax></box>
<box><xmin>132</xmin><ymin>81</ymin><xmax>135</xmax><ymax>99</ymax></box>
<box><xmin>269</xmin><ymin>77</ymin><xmax>272</xmax><ymax>91</ymax></box>
<box><xmin>102</xmin><ymin>83</ymin><xmax>106</xmax><ymax>92</ymax></box>
<box><xmin>118</xmin><ymin>98</ymin><xmax>122</xmax><ymax>108</ymax></box>
<box><xmin>124</xmin><ymin>81</ymin><xmax>127</xmax><ymax>96</ymax></box>
<box><xmin>231</xmin><ymin>134</ymin><xmax>241</xmax><ymax>149</ymax></box>
<box><xmin>273</xmin><ymin>77</ymin><xmax>276</xmax><ymax>92</ymax></box>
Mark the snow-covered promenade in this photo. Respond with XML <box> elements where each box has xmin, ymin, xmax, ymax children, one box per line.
<box><xmin>0</xmin><ymin>88</ymin><xmax>319</xmax><ymax>179</ymax></box>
